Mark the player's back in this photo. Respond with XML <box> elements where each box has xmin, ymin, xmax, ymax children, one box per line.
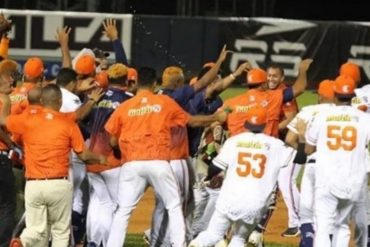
<box><xmin>223</xmin><ymin>90</ymin><xmax>267</xmax><ymax>136</ymax></box>
<box><xmin>306</xmin><ymin>105</ymin><xmax>370</xmax><ymax>200</ymax></box>
<box><xmin>288</xmin><ymin>103</ymin><xmax>335</xmax><ymax>133</ymax></box>
<box><xmin>213</xmin><ymin>132</ymin><xmax>295</xmax><ymax>222</ymax></box>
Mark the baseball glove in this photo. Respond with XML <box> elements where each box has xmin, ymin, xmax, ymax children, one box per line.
<box><xmin>0</xmin><ymin>13</ymin><xmax>12</xmax><ymax>35</ymax></box>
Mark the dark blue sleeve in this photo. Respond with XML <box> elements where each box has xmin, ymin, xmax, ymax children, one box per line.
<box><xmin>185</xmin><ymin>92</ymin><xmax>206</xmax><ymax>114</ymax></box>
<box><xmin>171</xmin><ymin>85</ymin><xmax>196</xmax><ymax>108</ymax></box>
<box><xmin>112</xmin><ymin>39</ymin><xmax>128</xmax><ymax>65</ymax></box>
<box><xmin>283</xmin><ymin>87</ymin><xmax>294</xmax><ymax>103</ymax></box>
<box><xmin>204</xmin><ymin>96</ymin><xmax>223</xmax><ymax>114</ymax></box>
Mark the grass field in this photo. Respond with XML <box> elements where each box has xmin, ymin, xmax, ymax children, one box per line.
<box><xmin>124</xmin><ymin>234</ymin><xmax>297</xmax><ymax>247</ymax></box>
<box><xmin>219</xmin><ymin>87</ymin><xmax>318</xmax><ymax>108</ymax></box>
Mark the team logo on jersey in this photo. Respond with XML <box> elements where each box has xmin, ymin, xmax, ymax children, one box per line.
<box><xmin>260</xmin><ymin>100</ymin><xmax>269</xmax><ymax>107</ymax></box>
<box><xmin>326</xmin><ymin>114</ymin><xmax>352</xmax><ymax>122</ymax></box>
<box><xmin>128</xmin><ymin>104</ymin><xmax>162</xmax><ymax>116</ymax></box>
<box><xmin>237</xmin><ymin>141</ymin><xmax>263</xmax><ymax>149</ymax></box>
<box><xmin>235</xmin><ymin>104</ymin><xmax>255</xmax><ymax>112</ymax></box>
<box><xmin>106</xmin><ymin>90</ymin><xmax>113</xmax><ymax>97</ymax></box>
<box><xmin>45</xmin><ymin>113</ymin><xmax>53</xmax><ymax>120</ymax></box>
<box><xmin>141</xmin><ymin>97</ymin><xmax>148</xmax><ymax>104</ymax></box>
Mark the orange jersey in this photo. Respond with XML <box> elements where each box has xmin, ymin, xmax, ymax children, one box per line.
<box><xmin>105</xmin><ymin>90</ymin><xmax>190</xmax><ymax>162</ymax></box>
<box><xmin>86</xmin><ymin>131</ymin><xmax>122</xmax><ymax>173</ymax></box>
<box><xmin>224</xmin><ymin>89</ymin><xmax>283</xmax><ymax>137</ymax></box>
<box><xmin>11</xmin><ymin>105</ymin><xmax>76</xmax><ymax>145</ymax></box>
<box><xmin>6</xmin><ymin>108</ymin><xmax>85</xmax><ymax>179</ymax></box>
<box><xmin>10</xmin><ymin>82</ymin><xmax>37</xmax><ymax>115</ymax></box>
<box><xmin>170</xmin><ymin>126</ymin><xmax>189</xmax><ymax>160</ymax></box>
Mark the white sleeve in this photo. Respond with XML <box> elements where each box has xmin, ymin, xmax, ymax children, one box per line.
<box><xmin>278</xmin><ymin>143</ymin><xmax>296</xmax><ymax>168</ymax></box>
<box><xmin>212</xmin><ymin>139</ymin><xmax>232</xmax><ymax>170</ymax></box>
<box><xmin>305</xmin><ymin>114</ymin><xmax>321</xmax><ymax>146</ymax></box>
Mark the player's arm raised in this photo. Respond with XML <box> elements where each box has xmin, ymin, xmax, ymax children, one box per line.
<box><xmin>55</xmin><ymin>26</ymin><xmax>72</xmax><ymax>68</ymax></box>
<box><xmin>193</xmin><ymin>45</ymin><xmax>231</xmax><ymax>92</ymax></box>
<box><xmin>291</xmin><ymin>58</ymin><xmax>313</xmax><ymax>97</ymax></box>
<box><xmin>204</xmin><ymin>61</ymin><xmax>252</xmax><ymax>99</ymax></box>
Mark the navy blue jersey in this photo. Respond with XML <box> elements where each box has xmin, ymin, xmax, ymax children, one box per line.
<box><xmin>186</xmin><ymin>90</ymin><xmax>223</xmax><ymax>156</ymax></box>
<box><xmin>85</xmin><ymin>87</ymin><xmax>133</xmax><ymax>137</ymax></box>
<box><xmin>157</xmin><ymin>85</ymin><xmax>195</xmax><ymax>110</ymax></box>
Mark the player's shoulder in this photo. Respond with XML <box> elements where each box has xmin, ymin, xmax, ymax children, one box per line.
<box><xmin>224</xmin><ymin>91</ymin><xmax>247</xmax><ymax>105</ymax></box>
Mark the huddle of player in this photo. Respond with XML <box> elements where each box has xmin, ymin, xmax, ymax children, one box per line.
<box><xmin>0</xmin><ymin>14</ymin><xmax>369</xmax><ymax>247</ymax></box>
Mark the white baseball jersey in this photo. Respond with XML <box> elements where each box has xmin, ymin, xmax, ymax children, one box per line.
<box><xmin>287</xmin><ymin>103</ymin><xmax>335</xmax><ymax>135</ymax></box>
<box><xmin>306</xmin><ymin>105</ymin><xmax>370</xmax><ymax>200</ymax></box>
<box><xmin>213</xmin><ymin>132</ymin><xmax>295</xmax><ymax>223</ymax></box>
<box><xmin>60</xmin><ymin>87</ymin><xmax>82</xmax><ymax>113</ymax></box>
<box><xmin>352</xmin><ymin>85</ymin><xmax>370</xmax><ymax>113</ymax></box>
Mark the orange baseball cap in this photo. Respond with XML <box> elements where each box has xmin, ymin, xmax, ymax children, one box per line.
<box><xmin>0</xmin><ymin>59</ymin><xmax>18</xmax><ymax>75</ymax></box>
<box><xmin>94</xmin><ymin>71</ymin><xmax>109</xmax><ymax>89</ymax></box>
<box><xmin>317</xmin><ymin>79</ymin><xmax>334</xmax><ymax>99</ymax></box>
<box><xmin>23</xmin><ymin>57</ymin><xmax>44</xmax><ymax>79</ymax></box>
<box><xmin>333</xmin><ymin>75</ymin><xmax>356</xmax><ymax>98</ymax></box>
<box><xmin>75</xmin><ymin>54</ymin><xmax>96</xmax><ymax>75</ymax></box>
<box><xmin>339</xmin><ymin>62</ymin><xmax>360</xmax><ymax>84</ymax></box>
<box><xmin>127</xmin><ymin>67</ymin><xmax>138</xmax><ymax>82</ymax></box>
<box><xmin>247</xmin><ymin>68</ymin><xmax>267</xmax><ymax>85</ymax></box>
<box><xmin>244</xmin><ymin>106</ymin><xmax>267</xmax><ymax>132</ymax></box>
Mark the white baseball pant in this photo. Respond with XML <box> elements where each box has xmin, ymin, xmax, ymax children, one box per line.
<box><xmin>277</xmin><ymin>160</ymin><xmax>301</xmax><ymax>228</ymax></box>
<box><xmin>106</xmin><ymin>160</ymin><xmax>185</xmax><ymax>247</ymax></box>
<box><xmin>299</xmin><ymin>162</ymin><xmax>315</xmax><ymax>225</ymax></box>
<box><xmin>148</xmin><ymin>159</ymin><xmax>191</xmax><ymax>246</ymax></box>
<box><xmin>333</xmin><ymin>186</ymin><xmax>368</xmax><ymax>247</ymax></box>
<box><xmin>314</xmin><ymin>186</ymin><xmax>354</xmax><ymax>246</ymax></box>
<box><xmin>191</xmin><ymin>186</ymin><xmax>220</xmax><ymax>237</ymax></box>
<box><xmin>69</xmin><ymin>151</ymin><xmax>87</xmax><ymax>215</ymax></box>
<box><xmin>191</xmin><ymin>209</ymin><xmax>254</xmax><ymax>247</ymax></box>
<box><xmin>86</xmin><ymin>167</ymin><xmax>121</xmax><ymax>246</ymax></box>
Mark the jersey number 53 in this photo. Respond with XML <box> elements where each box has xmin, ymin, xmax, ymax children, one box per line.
<box><xmin>237</xmin><ymin>152</ymin><xmax>266</xmax><ymax>178</ymax></box>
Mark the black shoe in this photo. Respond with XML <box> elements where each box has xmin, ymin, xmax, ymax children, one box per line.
<box><xmin>281</xmin><ymin>227</ymin><xmax>300</xmax><ymax>237</ymax></box>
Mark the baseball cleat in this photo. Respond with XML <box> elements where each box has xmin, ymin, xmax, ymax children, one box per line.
<box><xmin>142</xmin><ymin>233</ymin><xmax>150</xmax><ymax>245</ymax></box>
<box><xmin>247</xmin><ymin>230</ymin><xmax>264</xmax><ymax>247</ymax></box>
<box><xmin>281</xmin><ymin>227</ymin><xmax>300</xmax><ymax>237</ymax></box>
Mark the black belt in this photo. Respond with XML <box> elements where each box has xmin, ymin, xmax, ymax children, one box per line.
<box><xmin>307</xmin><ymin>159</ymin><xmax>316</xmax><ymax>163</ymax></box>
<box><xmin>26</xmin><ymin>176</ymin><xmax>68</xmax><ymax>181</ymax></box>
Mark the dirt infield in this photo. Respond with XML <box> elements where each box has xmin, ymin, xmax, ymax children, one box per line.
<box><xmin>127</xmin><ymin>188</ymin><xmax>299</xmax><ymax>245</ymax></box>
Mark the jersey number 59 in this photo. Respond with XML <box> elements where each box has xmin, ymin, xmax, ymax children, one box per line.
<box><xmin>327</xmin><ymin>125</ymin><xmax>357</xmax><ymax>151</ymax></box>
<box><xmin>237</xmin><ymin>152</ymin><xmax>266</xmax><ymax>178</ymax></box>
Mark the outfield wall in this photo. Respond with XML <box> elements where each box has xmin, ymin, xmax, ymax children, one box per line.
<box><xmin>2</xmin><ymin>9</ymin><xmax>370</xmax><ymax>88</ymax></box>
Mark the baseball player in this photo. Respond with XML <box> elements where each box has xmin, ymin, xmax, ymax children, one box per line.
<box><xmin>333</xmin><ymin>62</ymin><xmax>370</xmax><ymax>247</ymax></box>
<box><xmin>189</xmin><ymin>106</ymin><xmax>296</xmax><ymax>247</ymax></box>
<box><xmin>104</xmin><ymin>67</ymin><xmax>228</xmax><ymax>247</ymax></box>
<box><xmin>223</xmin><ymin>59</ymin><xmax>312</xmax><ymax>138</ymax></box>
<box><xmin>145</xmin><ymin>46</ymin><xmax>230</xmax><ymax>246</ymax></box>
<box><xmin>267</xmin><ymin>64</ymin><xmax>301</xmax><ymax>238</ymax></box>
<box><xmin>84</xmin><ymin>63</ymin><xmax>134</xmax><ymax>247</ymax></box>
<box><xmin>305</xmin><ymin>75</ymin><xmax>370</xmax><ymax>246</ymax></box>
<box><xmin>222</xmin><ymin>60</ymin><xmax>312</xmax><ymax>246</ymax></box>
<box><xmin>285</xmin><ymin>79</ymin><xmax>335</xmax><ymax>247</ymax></box>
